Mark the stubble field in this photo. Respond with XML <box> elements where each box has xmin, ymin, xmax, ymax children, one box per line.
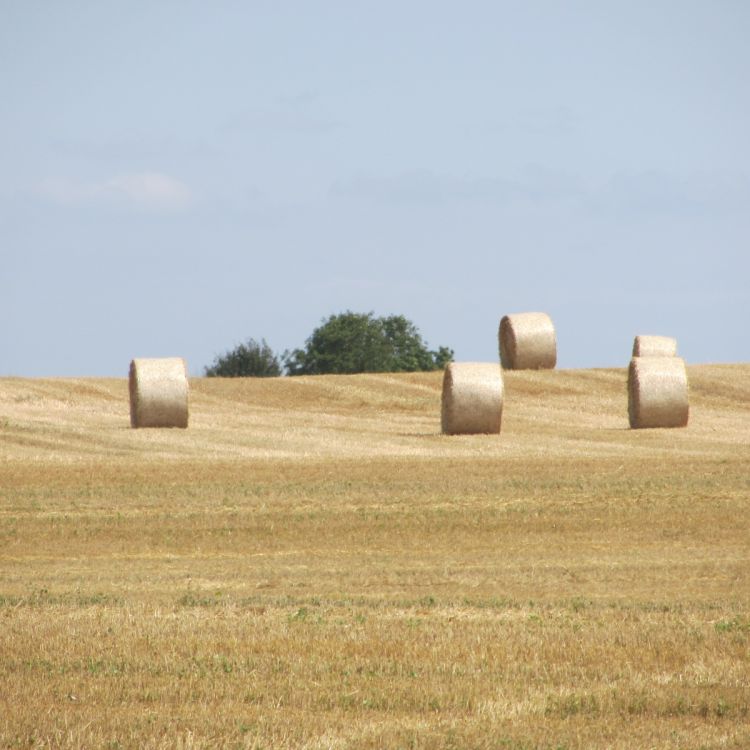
<box><xmin>1</xmin><ymin>364</ymin><xmax>749</xmax><ymax>749</ymax></box>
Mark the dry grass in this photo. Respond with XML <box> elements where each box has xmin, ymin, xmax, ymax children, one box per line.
<box><xmin>1</xmin><ymin>365</ymin><xmax>749</xmax><ymax>749</ymax></box>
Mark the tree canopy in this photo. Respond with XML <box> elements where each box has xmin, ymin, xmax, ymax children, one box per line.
<box><xmin>204</xmin><ymin>338</ymin><xmax>282</xmax><ymax>377</ymax></box>
<box><xmin>283</xmin><ymin>311</ymin><xmax>453</xmax><ymax>376</ymax></box>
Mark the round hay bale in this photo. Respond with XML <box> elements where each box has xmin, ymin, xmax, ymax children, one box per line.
<box><xmin>498</xmin><ymin>312</ymin><xmax>557</xmax><ymax>370</ymax></box>
<box><xmin>632</xmin><ymin>335</ymin><xmax>678</xmax><ymax>358</ymax></box>
<box><xmin>441</xmin><ymin>362</ymin><xmax>504</xmax><ymax>435</ymax></box>
<box><xmin>129</xmin><ymin>357</ymin><xmax>189</xmax><ymax>428</ymax></box>
<box><xmin>628</xmin><ymin>356</ymin><xmax>689</xmax><ymax>429</ymax></box>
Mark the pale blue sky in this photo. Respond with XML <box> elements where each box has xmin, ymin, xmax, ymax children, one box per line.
<box><xmin>2</xmin><ymin>1</ymin><xmax>748</xmax><ymax>376</ymax></box>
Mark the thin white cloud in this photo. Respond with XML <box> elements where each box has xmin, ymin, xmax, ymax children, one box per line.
<box><xmin>104</xmin><ymin>173</ymin><xmax>191</xmax><ymax>210</ymax></box>
<box><xmin>330</xmin><ymin>169</ymin><xmax>583</xmax><ymax>206</ymax></box>
<box><xmin>36</xmin><ymin>177</ymin><xmax>95</xmax><ymax>205</ymax></box>
<box><xmin>486</xmin><ymin>106</ymin><xmax>580</xmax><ymax>136</ymax></box>
<box><xmin>331</xmin><ymin>168</ymin><xmax>750</xmax><ymax>216</ymax></box>
<box><xmin>36</xmin><ymin>172</ymin><xmax>192</xmax><ymax>212</ymax></box>
<box><xmin>225</xmin><ymin>108</ymin><xmax>340</xmax><ymax>134</ymax></box>
<box><xmin>224</xmin><ymin>93</ymin><xmax>341</xmax><ymax>135</ymax></box>
<box><xmin>330</xmin><ymin>170</ymin><xmax>513</xmax><ymax>205</ymax></box>
<box><xmin>591</xmin><ymin>170</ymin><xmax>750</xmax><ymax>216</ymax></box>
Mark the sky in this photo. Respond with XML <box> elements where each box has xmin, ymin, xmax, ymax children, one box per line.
<box><xmin>2</xmin><ymin>1</ymin><xmax>749</xmax><ymax>376</ymax></box>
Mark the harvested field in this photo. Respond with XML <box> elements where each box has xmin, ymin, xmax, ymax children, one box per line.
<box><xmin>1</xmin><ymin>365</ymin><xmax>749</xmax><ymax>749</ymax></box>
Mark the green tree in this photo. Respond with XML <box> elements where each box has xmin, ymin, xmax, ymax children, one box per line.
<box><xmin>431</xmin><ymin>345</ymin><xmax>454</xmax><ymax>370</ymax></box>
<box><xmin>205</xmin><ymin>338</ymin><xmax>281</xmax><ymax>377</ymax></box>
<box><xmin>284</xmin><ymin>312</ymin><xmax>453</xmax><ymax>375</ymax></box>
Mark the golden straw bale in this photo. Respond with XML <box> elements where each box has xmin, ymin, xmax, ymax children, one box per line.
<box><xmin>499</xmin><ymin>312</ymin><xmax>557</xmax><ymax>370</ymax></box>
<box><xmin>628</xmin><ymin>356</ymin><xmax>689</xmax><ymax>429</ymax></box>
<box><xmin>441</xmin><ymin>362</ymin><xmax>504</xmax><ymax>435</ymax></box>
<box><xmin>129</xmin><ymin>357</ymin><xmax>189</xmax><ymax>429</ymax></box>
<box><xmin>632</xmin><ymin>335</ymin><xmax>678</xmax><ymax>358</ymax></box>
